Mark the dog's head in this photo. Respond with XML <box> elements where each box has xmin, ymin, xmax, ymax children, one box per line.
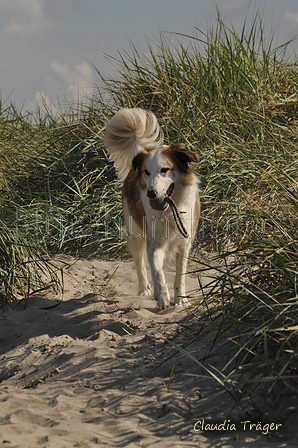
<box><xmin>132</xmin><ymin>145</ymin><xmax>199</xmax><ymax>211</ymax></box>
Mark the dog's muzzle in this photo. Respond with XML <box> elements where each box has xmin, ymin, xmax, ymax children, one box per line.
<box><xmin>149</xmin><ymin>183</ymin><xmax>174</xmax><ymax>211</ymax></box>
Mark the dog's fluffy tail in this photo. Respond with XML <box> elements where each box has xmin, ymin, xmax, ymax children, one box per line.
<box><xmin>105</xmin><ymin>108</ymin><xmax>163</xmax><ymax>181</ymax></box>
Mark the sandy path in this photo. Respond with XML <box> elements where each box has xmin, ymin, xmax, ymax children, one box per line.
<box><xmin>0</xmin><ymin>257</ymin><xmax>294</xmax><ymax>447</ymax></box>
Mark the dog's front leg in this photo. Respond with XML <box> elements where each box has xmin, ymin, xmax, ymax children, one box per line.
<box><xmin>147</xmin><ymin>242</ymin><xmax>170</xmax><ymax>309</ymax></box>
<box><xmin>174</xmin><ymin>242</ymin><xmax>191</xmax><ymax>306</ymax></box>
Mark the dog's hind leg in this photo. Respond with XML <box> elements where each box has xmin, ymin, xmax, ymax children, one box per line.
<box><xmin>127</xmin><ymin>237</ymin><xmax>151</xmax><ymax>296</ymax></box>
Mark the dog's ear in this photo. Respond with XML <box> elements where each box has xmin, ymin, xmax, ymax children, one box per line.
<box><xmin>132</xmin><ymin>152</ymin><xmax>145</xmax><ymax>172</ymax></box>
<box><xmin>170</xmin><ymin>145</ymin><xmax>199</xmax><ymax>171</ymax></box>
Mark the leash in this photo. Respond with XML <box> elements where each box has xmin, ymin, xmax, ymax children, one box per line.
<box><xmin>165</xmin><ymin>197</ymin><xmax>189</xmax><ymax>239</ymax></box>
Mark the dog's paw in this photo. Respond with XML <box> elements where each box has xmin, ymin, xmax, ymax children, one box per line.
<box><xmin>174</xmin><ymin>296</ymin><xmax>188</xmax><ymax>306</ymax></box>
<box><xmin>156</xmin><ymin>288</ymin><xmax>171</xmax><ymax>310</ymax></box>
<box><xmin>157</xmin><ymin>295</ymin><xmax>169</xmax><ymax>309</ymax></box>
<box><xmin>138</xmin><ymin>282</ymin><xmax>151</xmax><ymax>296</ymax></box>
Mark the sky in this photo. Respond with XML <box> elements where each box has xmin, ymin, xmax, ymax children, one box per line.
<box><xmin>1</xmin><ymin>0</ymin><xmax>298</xmax><ymax>111</ymax></box>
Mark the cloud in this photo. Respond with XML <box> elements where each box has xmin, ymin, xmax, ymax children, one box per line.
<box><xmin>0</xmin><ymin>0</ymin><xmax>53</xmax><ymax>41</ymax></box>
<box><xmin>50</xmin><ymin>59</ymin><xmax>94</xmax><ymax>99</ymax></box>
<box><xmin>284</xmin><ymin>10</ymin><xmax>298</xmax><ymax>27</ymax></box>
<box><xmin>0</xmin><ymin>0</ymin><xmax>83</xmax><ymax>42</ymax></box>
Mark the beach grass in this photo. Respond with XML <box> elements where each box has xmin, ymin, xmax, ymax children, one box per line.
<box><xmin>1</xmin><ymin>9</ymin><xmax>298</xmax><ymax>408</ymax></box>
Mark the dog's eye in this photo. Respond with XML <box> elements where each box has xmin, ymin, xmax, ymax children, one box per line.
<box><xmin>161</xmin><ymin>168</ymin><xmax>169</xmax><ymax>174</ymax></box>
<box><xmin>144</xmin><ymin>169</ymin><xmax>150</xmax><ymax>176</ymax></box>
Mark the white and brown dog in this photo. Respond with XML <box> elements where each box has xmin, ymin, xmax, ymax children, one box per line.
<box><xmin>105</xmin><ymin>108</ymin><xmax>200</xmax><ymax>309</ymax></box>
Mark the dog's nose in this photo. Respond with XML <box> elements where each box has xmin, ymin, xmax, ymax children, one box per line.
<box><xmin>147</xmin><ymin>189</ymin><xmax>157</xmax><ymax>199</ymax></box>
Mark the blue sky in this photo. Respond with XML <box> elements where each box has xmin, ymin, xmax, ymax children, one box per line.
<box><xmin>1</xmin><ymin>0</ymin><xmax>298</xmax><ymax>111</ymax></box>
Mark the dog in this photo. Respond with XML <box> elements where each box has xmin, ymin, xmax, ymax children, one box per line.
<box><xmin>105</xmin><ymin>108</ymin><xmax>200</xmax><ymax>309</ymax></box>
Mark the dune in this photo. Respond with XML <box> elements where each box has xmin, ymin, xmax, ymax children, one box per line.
<box><xmin>0</xmin><ymin>257</ymin><xmax>293</xmax><ymax>447</ymax></box>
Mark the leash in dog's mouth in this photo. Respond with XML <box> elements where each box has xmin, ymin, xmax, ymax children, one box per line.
<box><xmin>165</xmin><ymin>196</ymin><xmax>189</xmax><ymax>239</ymax></box>
<box><xmin>149</xmin><ymin>183</ymin><xmax>189</xmax><ymax>239</ymax></box>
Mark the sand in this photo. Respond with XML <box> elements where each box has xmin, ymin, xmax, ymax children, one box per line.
<box><xmin>0</xmin><ymin>256</ymin><xmax>296</xmax><ymax>447</ymax></box>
